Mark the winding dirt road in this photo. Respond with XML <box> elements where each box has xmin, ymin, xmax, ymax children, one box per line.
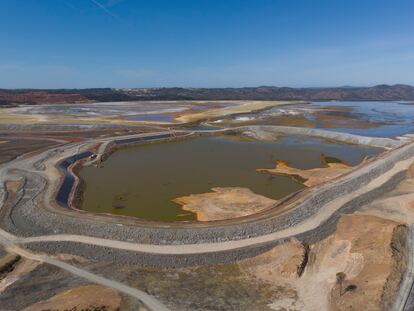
<box><xmin>16</xmin><ymin>157</ymin><xmax>412</xmax><ymax>255</ymax></box>
<box><xmin>0</xmin><ymin>228</ymin><xmax>171</xmax><ymax>311</ymax></box>
<box><xmin>1</xmin><ymin>128</ymin><xmax>413</xmax><ymax>310</ymax></box>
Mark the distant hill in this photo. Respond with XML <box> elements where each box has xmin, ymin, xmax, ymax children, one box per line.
<box><xmin>1</xmin><ymin>84</ymin><xmax>414</xmax><ymax>105</ymax></box>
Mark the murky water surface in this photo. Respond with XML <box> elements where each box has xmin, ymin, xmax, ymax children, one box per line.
<box><xmin>125</xmin><ymin>114</ymin><xmax>176</xmax><ymax>122</ymax></box>
<box><xmin>312</xmin><ymin>101</ymin><xmax>414</xmax><ymax>137</ymax></box>
<box><xmin>79</xmin><ymin>135</ymin><xmax>381</xmax><ymax>221</ymax></box>
<box><xmin>214</xmin><ymin>101</ymin><xmax>414</xmax><ymax>138</ymax></box>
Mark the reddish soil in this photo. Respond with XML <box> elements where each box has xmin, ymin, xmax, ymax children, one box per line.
<box><xmin>0</xmin><ymin>91</ymin><xmax>91</xmax><ymax>105</ymax></box>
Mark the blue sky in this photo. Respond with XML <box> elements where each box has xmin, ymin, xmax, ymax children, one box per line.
<box><xmin>0</xmin><ymin>0</ymin><xmax>413</xmax><ymax>88</ymax></box>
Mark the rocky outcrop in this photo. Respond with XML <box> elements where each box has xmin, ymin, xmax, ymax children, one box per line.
<box><xmin>382</xmin><ymin>225</ymin><xmax>408</xmax><ymax>310</ymax></box>
<box><xmin>326</xmin><ymin>216</ymin><xmax>407</xmax><ymax>311</ymax></box>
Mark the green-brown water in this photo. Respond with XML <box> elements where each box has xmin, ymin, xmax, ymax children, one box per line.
<box><xmin>79</xmin><ymin>135</ymin><xmax>381</xmax><ymax>221</ymax></box>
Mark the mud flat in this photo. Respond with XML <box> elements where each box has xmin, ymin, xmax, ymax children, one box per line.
<box><xmin>1</xmin><ymin>100</ymin><xmax>305</xmax><ymax>128</ymax></box>
<box><xmin>173</xmin><ymin>187</ymin><xmax>277</xmax><ymax>221</ymax></box>
<box><xmin>176</xmin><ymin>101</ymin><xmax>305</xmax><ymax>123</ymax></box>
<box><xmin>257</xmin><ymin>156</ymin><xmax>351</xmax><ymax>187</ymax></box>
<box><xmin>217</xmin><ymin>101</ymin><xmax>414</xmax><ymax>138</ymax></box>
<box><xmin>242</xmin><ymin>125</ymin><xmax>404</xmax><ymax>149</ymax></box>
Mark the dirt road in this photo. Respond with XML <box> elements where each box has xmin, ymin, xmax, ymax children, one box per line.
<box><xmin>0</xmin><ymin>228</ymin><xmax>171</xmax><ymax>311</ymax></box>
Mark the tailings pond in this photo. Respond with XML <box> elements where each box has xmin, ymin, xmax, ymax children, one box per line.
<box><xmin>79</xmin><ymin>135</ymin><xmax>382</xmax><ymax>221</ymax></box>
<box><xmin>213</xmin><ymin>101</ymin><xmax>414</xmax><ymax>138</ymax></box>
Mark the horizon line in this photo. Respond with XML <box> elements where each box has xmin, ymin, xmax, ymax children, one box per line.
<box><xmin>1</xmin><ymin>83</ymin><xmax>413</xmax><ymax>91</ymax></box>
